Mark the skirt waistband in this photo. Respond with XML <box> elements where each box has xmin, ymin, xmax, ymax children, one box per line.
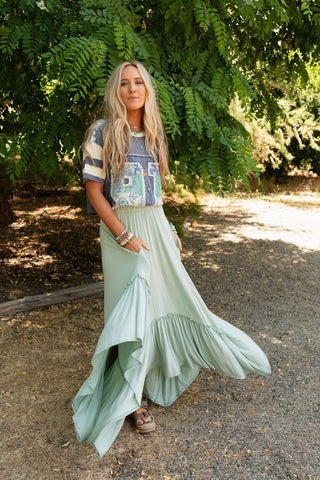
<box><xmin>113</xmin><ymin>205</ymin><xmax>162</xmax><ymax>214</ymax></box>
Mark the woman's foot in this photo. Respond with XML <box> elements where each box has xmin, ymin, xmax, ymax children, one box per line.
<box><xmin>129</xmin><ymin>401</ymin><xmax>155</xmax><ymax>433</ymax></box>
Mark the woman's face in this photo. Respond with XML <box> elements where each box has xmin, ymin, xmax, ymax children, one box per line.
<box><xmin>119</xmin><ymin>65</ymin><xmax>146</xmax><ymax>113</ymax></box>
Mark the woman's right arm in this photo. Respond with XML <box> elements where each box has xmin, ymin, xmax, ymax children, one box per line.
<box><xmin>85</xmin><ymin>180</ymin><xmax>150</xmax><ymax>252</ymax></box>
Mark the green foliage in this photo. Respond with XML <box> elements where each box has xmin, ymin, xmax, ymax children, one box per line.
<box><xmin>231</xmin><ymin>61</ymin><xmax>320</xmax><ymax>178</ymax></box>
<box><xmin>1</xmin><ymin>0</ymin><xmax>320</xmax><ymax>221</ymax></box>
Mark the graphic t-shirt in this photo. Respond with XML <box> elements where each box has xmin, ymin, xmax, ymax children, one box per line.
<box><xmin>82</xmin><ymin>120</ymin><xmax>163</xmax><ymax>213</ymax></box>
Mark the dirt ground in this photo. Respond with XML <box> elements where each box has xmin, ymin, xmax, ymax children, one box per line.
<box><xmin>1</xmin><ymin>184</ymin><xmax>320</xmax><ymax>480</ymax></box>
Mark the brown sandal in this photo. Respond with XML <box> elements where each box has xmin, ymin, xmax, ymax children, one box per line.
<box><xmin>129</xmin><ymin>401</ymin><xmax>155</xmax><ymax>433</ymax></box>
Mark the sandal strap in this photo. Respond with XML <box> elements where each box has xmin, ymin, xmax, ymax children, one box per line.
<box><xmin>131</xmin><ymin>409</ymin><xmax>153</xmax><ymax>420</ymax></box>
<box><xmin>130</xmin><ymin>402</ymin><xmax>154</xmax><ymax>423</ymax></box>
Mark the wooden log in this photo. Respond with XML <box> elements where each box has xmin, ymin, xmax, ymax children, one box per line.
<box><xmin>0</xmin><ymin>282</ymin><xmax>104</xmax><ymax>315</ymax></box>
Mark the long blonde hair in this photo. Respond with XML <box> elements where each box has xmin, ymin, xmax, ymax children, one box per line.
<box><xmin>84</xmin><ymin>61</ymin><xmax>169</xmax><ymax>185</ymax></box>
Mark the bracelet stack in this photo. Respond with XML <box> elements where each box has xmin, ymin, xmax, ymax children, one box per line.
<box><xmin>169</xmin><ymin>222</ymin><xmax>177</xmax><ymax>233</ymax></box>
<box><xmin>115</xmin><ymin>228</ymin><xmax>135</xmax><ymax>247</ymax></box>
<box><xmin>120</xmin><ymin>232</ymin><xmax>134</xmax><ymax>247</ymax></box>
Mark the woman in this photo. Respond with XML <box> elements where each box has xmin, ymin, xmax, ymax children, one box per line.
<box><xmin>72</xmin><ymin>61</ymin><xmax>271</xmax><ymax>458</ymax></box>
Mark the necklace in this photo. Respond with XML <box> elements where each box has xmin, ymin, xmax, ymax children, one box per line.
<box><xmin>131</xmin><ymin>134</ymin><xmax>148</xmax><ymax>178</ymax></box>
<box><xmin>141</xmin><ymin>154</ymin><xmax>148</xmax><ymax>177</ymax></box>
<box><xmin>130</xmin><ymin>127</ymin><xmax>143</xmax><ymax>135</ymax></box>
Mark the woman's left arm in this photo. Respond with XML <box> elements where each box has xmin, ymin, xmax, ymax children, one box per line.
<box><xmin>168</xmin><ymin>221</ymin><xmax>182</xmax><ymax>251</ymax></box>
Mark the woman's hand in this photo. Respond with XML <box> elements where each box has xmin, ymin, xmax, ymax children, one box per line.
<box><xmin>173</xmin><ymin>231</ymin><xmax>182</xmax><ymax>251</ymax></box>
<box><xmin>124</xmin><ymin>236</ymin><xmax>150</xmax><ymax>253</ymax></box>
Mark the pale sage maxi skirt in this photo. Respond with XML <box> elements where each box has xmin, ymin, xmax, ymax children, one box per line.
<box><xmin>72</xmin><ymin>205</ymin><xmax>271</xmax><ymax>457</ymax></box>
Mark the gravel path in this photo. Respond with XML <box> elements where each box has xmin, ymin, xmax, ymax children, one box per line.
<box><xmin>176</xmin><ymin>194</ymin><xmax>320</xmax><ymax>480</ymax></box>
<box><xmin>1</xmin><ymin>193</ymin><xmax>319</xmax><ymax>480</ymax></box>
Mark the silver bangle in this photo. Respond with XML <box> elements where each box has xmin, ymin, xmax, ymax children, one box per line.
<box><xmin>121</xmin><ymin>233</ymin><xmax>135</xmax><ymax>247</ymax></box>
<box><xmin>115</xmin><ymin>228</ymin><xmax>128</xmax><ymax>243</ymax></box>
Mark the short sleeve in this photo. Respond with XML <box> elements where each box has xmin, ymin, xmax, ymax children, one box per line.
<box><xmin>82</xmin><ymin>120</ymin><xmax>106</xmax><ymax>185</ymax></box>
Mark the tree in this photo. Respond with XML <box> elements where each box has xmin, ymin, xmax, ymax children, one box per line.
<box><xmin>1</xmin><ymin>0</ymin><xmax>320</xmax><ymax>224</ymax></box>
<box><xmin>230</xmin><ymin>60</ymin><xmax>320</xmax><ymax>178</ymax></box>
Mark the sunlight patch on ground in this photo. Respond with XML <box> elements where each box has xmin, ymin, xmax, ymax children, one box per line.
<box><xmin>4</xmin><ymin>253</ymin><xmax>54</xmax><ymax>268</ymax></box>
<box><xmin>13</xmin><ymin>205</ymin><xmax>82</xmax><ymax>220</ymax></box>
<box><xmin>203</xmin><ymin>195</ymin><xmax>320</xmax><ymax>251</ymax></box>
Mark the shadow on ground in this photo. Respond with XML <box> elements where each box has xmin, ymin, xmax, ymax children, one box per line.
<box><xmin>0</xmin><ymin>189</ymin><xmax>102</xmax><ymax>303</ymax></box>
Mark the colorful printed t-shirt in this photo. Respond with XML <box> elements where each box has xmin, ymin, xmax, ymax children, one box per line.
<box><xmin>82</xmin><ymin>120</ymin><xmax>163</xmax><ymax>213</ymax></box>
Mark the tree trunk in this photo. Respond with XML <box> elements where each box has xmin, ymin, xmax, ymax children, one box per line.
<box><xmin>0</xmin><ymin>174</ymin><xmax>15</xmax><ymax>226</ymax></box>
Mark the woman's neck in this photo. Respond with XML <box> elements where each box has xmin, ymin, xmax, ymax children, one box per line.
<box><xmin>127</xmin><ymin>109</ymin><xmax>143</xmax><ymax>132</ymax></box>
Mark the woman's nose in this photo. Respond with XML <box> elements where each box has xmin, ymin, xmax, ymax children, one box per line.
<box><xmin>129</xmin><ymin>82</ymin><xmax>136</xmax><ymax>92</ymax></box>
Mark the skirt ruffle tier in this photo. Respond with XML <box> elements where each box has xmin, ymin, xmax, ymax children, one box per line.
<box><xmin>72</xmin><ymin>206</ymin><xmax>271</xmax><ymax>457</ymax></box>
